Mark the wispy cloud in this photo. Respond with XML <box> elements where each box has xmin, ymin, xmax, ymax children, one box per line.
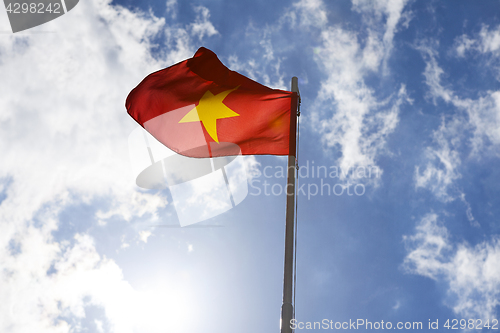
<box><xmin>415</xmin><ymin>38</ymin><xmax>500</xmax><ymax>201</ymax></box>
<box><xmin>454</xmin><ymin>25</ymin><xmax>500</xmax><ymax>59</ymax></box>
<box><xmin>287</xmin><ymin>0</ymin><xmax>328</xmax><ymax>29</ymax></box>
<box><xmin>190</xmin><ymin>5</ymin><xmax>219</xmax><ymax>41</ymax></box>
<box><xmin>406</xmin><ymin>35</ymin><xmax>500</xmax><ymax>319</ymax></box>
<box><xmin>403</xmin><ymin>213</ymin><xmax>500</xmax><ymax>319</ymax></box>
<box><xmin>414</xmin><ymin>117</ymin><xmax>462</xmax><ymax>202</ymax></box>
<box><xmin>308</xmin><ymin>0</ymin><xmax>412</xmax><ymax>181</ymax></box>
<box><xmin>352</xmin><ymin>0</ymin><xmax>413</xmax><ymax>66</ymax></box>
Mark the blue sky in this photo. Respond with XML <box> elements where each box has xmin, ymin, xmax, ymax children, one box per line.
<box><xmin>1</xmin><ymin>0</ymin><xmax>500</xmax><ymax>332</ymax></box>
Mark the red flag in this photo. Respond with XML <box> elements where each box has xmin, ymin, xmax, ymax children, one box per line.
<box><xmin>126</xmin><ymin>47</ymin><xmax>297</xmax><ymax>158</ymax></box>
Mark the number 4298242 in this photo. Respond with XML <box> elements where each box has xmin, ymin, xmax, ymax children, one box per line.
<box><xmin>5</xmin><ymin>2</ymin><xmax>62</xmax><ymax>14</ymax></box>
<box><xmin>444</xmin><ymin>319</ymin><xmax>498</xmax><ymax>330</ymax></box>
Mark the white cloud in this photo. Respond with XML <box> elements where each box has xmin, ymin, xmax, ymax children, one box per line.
<box><xmin>402</xmin><ymin>213</ymin><xmax>452</xmax><ymax>279</ymax></box>
<box><xmin>0</xmin><ymin>0</ymin><xmax>220</xmax><ymax>331</ymax></box>
<box><xmin>352</xmin><ymin>0</ymin><xmax>411</xmax><ymax>58</ymax></box>
<box><xmin>95</xmin><ymin>319</ymin><xmax>105</xmax><ymax>333</ymax></box>
<box><xmin>419</xmin><ymin>43</ymin><xmax>454</xmax><ymax>103</ymax></box>
<box><xmin>166</xmin><ymin>0</ymin><xmax>178</xmax><ymax>19</ymax></box>
<box><xmin>403</xmin><ymin>213</ymin><xmax>500</xmax><ymax>319</ymax></box>
<box><xmin>454</xmin><ymin>34</ymin><xmax>476</xmax><ymax>58</ymax></box>
<box><xmin>479</xmin><ymin>25</ymin><xmax>500</xmax><ymax>54</ymax></box>
<box><xmin>226</xmin><ymin>0</ymin><xmax>328</xmax><ymax>91</ymax></box>
<box><xmin>416</xmin><ymin>40</ymin><xmax>500</xmax><ymax>200</ymax></box>
<box><xmin>288</xmin><ymin>0</ymin><xmax>328</xmax><ymax>29</ymax></box>
<box><xmin>454</xmin><ymin>91</ymin><xmax>500</xmax><ymax>154</ymax></box>
<box><xmin>190</xmin><ymin>6</ymin><xmax>219</xmax><ymax>40</ymax></box>
<box><xmin>226</xmin><ymin>23</ymin><xmax>287</xmax><ymax>90</ymax></box>
<box><xmin>96</xmin><ymin>191</ymin><xmax>168</xmax><ymax>223</ymax></box>
<box><xmin>139</xmin><ymin>230</ymin><xmax>152</xmax><ymax>243</ymax></box>
<box><xmin>454</xmin><ymin>25</ymin><xmax>500</xmax><ymax>57</ymax></box>
<box><xmin>408</xmin><ymin>36</ymin><xmax>500</xmax><ymax>318</ymax></box>
<box><xmin>414</xmin><ymin>117</ymin><xmax>462</xmax><ymax>202</ymax></box>
<box><xmin>227</xmin><ymin>52</ymin><xmax>286</xmax><ymax>91</ymax></box>
<box><xmin>460</xmin><ymin>193</ymin><xmax>479</xmax><ymax>228</ymax></box>
<box><xmin>313</xmin><ymin>26</ymin><xmax>411</xmax><ymax>181</ymax></box>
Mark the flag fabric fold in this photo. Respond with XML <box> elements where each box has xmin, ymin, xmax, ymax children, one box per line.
<box><xmin>126</xmin><ymin>47</ymin><xmax>297</xmax><ymax>158</ymax></box>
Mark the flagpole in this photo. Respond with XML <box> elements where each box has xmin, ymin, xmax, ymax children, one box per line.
<box><xmin>281</xmin><ymin>77</ymin><xmax>299</xmax><ymax>333</ymax></box>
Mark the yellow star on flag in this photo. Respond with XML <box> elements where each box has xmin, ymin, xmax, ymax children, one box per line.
<box><xmin>179</xmin><ymin>87</ymin><xmax>240</xmax><ymax>143</ymax></box>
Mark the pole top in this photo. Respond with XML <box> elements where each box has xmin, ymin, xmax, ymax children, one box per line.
<box><xmin>291</xmin><ymin>77</ymin><xmax>299</xmax><ymax>93</ymax></box>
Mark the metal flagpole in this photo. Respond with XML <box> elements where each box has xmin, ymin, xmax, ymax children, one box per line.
<box><xmin>281</xmin><ymin>77</ymin><xmax>299</xmax><ymax>333</ymax></box>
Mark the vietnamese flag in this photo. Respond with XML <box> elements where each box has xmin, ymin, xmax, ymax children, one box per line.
<box><xmin>126</xmin><ymin>47</ymin><xmax>297</xmax><ymax>158</ymax></box>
